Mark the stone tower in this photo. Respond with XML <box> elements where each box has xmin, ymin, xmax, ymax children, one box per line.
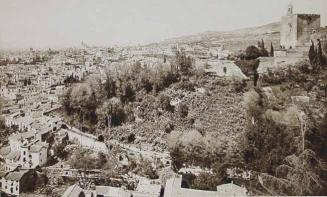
<box><xmin>280</xmin><ymin>4</ymin><xmax>320</xmax><ymax>49</ymax></box>
<box><xmin>287</xmin><ymin>3</ymin><xmax>293</xmax><ymax>16</ymax></box>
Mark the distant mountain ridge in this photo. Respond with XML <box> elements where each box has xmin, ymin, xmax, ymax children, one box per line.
<box><xmin>161</xmin><ymin>22</ymin><xmax>281</xmax><ymax>52</ymax></box>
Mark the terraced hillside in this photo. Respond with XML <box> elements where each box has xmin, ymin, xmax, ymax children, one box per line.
<box><xmin>196</xmin><ymin>87</ymin><xmax>245</xmax><ymax>140</ymax></box>
<box><xmin>106</xmin><ymin>76</ymin><xmax>247</xmax><ymax>158</ymax></box>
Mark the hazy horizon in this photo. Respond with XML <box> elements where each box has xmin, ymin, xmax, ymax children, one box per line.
<box><xmin>0</xmin><ymin>0</ymin><xmax>326</xmax><ymax>49</ymax></box>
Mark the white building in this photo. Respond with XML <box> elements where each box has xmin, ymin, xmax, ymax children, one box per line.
<box><xmin>164</xmin><ymin>176</ymin><xmax>247</xmax><ymax>197</ymax></box>
<box><xmin>0</xmin><ymin>131</ymin><xmax>49</xmax><ymax>171</ymax></box>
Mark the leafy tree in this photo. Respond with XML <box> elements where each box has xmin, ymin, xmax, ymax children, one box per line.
<box><xmin>109</xmin><ymin>104</ymin><xmax>127</xmax><ymax>127</ymax></box>
<box><xmin>274</xmin><ymin>150</ymin><xmax>325</xmax><ymax>195</ymax></box>
<box><xmin>104</xmin><ymin>74</ymin><xmax>116</xmax><ymax>99</ymax></box>
<box><xmin>120</xmin><ymin>83</ymin><xmax>135</xmax><ymax>103</ymax></box>
<box><xmin>69</xmin><ymin>149</ymin><xmax>99</xmax><ymax>170</ymax></box>
<box><xmin>192</xmin><ymin>172</ymin><xmax>221</xmax><ymax>191</ymax></box>
<box><xmin>170</xmin><ymin>146</ymin><xmax>185</xmax><ymax>172</ymax></box>
<box><xmin>241</xmin><ymin>89</ymin><xmax>299</xmax><ymax>173</ymax></box>
<box><xmin>140</xmin><ymin>77</ymin><xmax>153</xmax><ymax>93</ymax></box>
<box><xmin>85</xmin><ymin>91</ymin><xmax>98</xmax><ymax>124</ymax></box>
<box><xmin>306</xmin><ymin>113</ymin><xmax>327</xmax><ymax>159</ymax></box>
<box><xmin>245</xmin><ymin>46</ymin><xmax>262</xmax><ymax>60</ymax></box>
<box><xmin>62</xmin><ymin>88</ymin><xmax>73</xmax><ymax>115</ymax></box>
<box><xmin>176</xmin><ymin>50</ymin><xmax>194</xmax><ymax>76</ymax></box>
<box><xmin>53</xmin><ymin>142</ymin><xmax>68</xmax><ymax>159</ymax></box>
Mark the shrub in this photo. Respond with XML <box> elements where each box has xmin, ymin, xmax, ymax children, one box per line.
<box><xmin>142</xmin><ymin>160</ymin><xmax>159</xmax><ymax>179</ymax></box>
<box><xmin>170</xmin><ymin>146</ymin><xmax>186</xmax><ymax>172</ymax></box>
<box><xmin>127</xmin><ymin>133</ymin><xmax>136</xmax><ymax>143</ymax></box>
<box><xmin>192</xmin><ymin>172</ymin><xmax>221</xmax><ymax>191</ymax></box>
<box><xmin>158</xmin><ymin>94</ymin><xmax>174</xmax><ymax>112</ymax></box>
<box><xmin>69</xmin><ymin>149</ymin><xmax>105</xmax><ymax>170</ymax></box>
<box><xmin>178</xmin><ymin>103</ymin><xmax>189</xmax><ymax>118</ymax></box>
<box><xmin>234</xmin><ymin>79</ymin><xmax>247</xmax><ymax>93</ymax></box>
<box><xmin>176</xmin><ymin>80</ymin><xmax>196</xmax><ymax>92</ymax></box>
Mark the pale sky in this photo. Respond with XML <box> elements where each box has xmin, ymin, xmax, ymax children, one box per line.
<box><xmin>0</xmin><ymin>0</ymin><xmax>326</xmax><ymax>49</ymax></box>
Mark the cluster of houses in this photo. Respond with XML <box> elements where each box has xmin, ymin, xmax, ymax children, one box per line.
<box><xmin>0</xmin><ymin>129</ymin><xmax>50</xmax><ymax>195</ymax></box>
<box><xmin>0</xmin><ymin>111</ymin><xmax>64</xmax><ymax>196</ymax></box>
<box><xmin>0</xmin><ymin>46</ymin><xmax>112</xmax><ymax>196</ymax></box>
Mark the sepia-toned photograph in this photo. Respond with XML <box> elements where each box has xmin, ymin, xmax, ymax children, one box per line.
<box><xmin>0</xmin><ymin>0</ymin><xmax>326</xmax><ymax>196</ymax></box>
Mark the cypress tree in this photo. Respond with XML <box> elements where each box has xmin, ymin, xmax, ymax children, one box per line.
<box><xmin>317</xmin><ymin>39</ymin><xmax>323</xmax><ymax>66</ymax></box>
<box><xmin>270</xmin><ymin>43</ymin><xmax>274</xmax><ymax>57</ymax></box>
<box><xmin>261</xmin><ymin>39</ymin><xmax>265</xmax><ymax>50</ymax></box>
<box><xmin>309</xmin><ymin>40</ymin><xmax>316</xmax><ymax>65</ymax></box>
